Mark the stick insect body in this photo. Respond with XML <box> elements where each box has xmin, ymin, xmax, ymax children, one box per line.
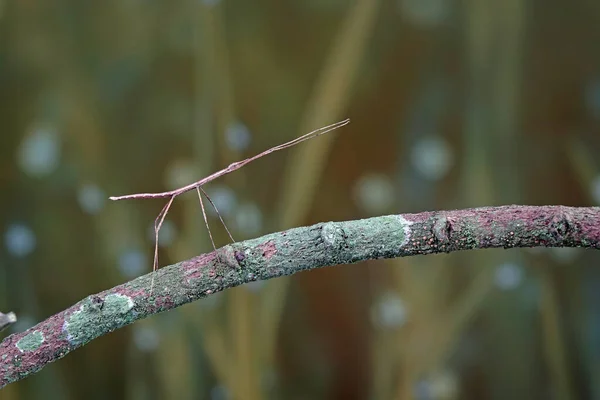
<box><xmin>110</xmin><ymin>118</ymin><xmax>350</xmax><ymax>279</ymax></box>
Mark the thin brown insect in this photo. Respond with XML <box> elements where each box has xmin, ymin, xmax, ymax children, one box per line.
<box><xmin>110</xmin><ymin>118</ymin><xmax>350</xmax><ymax>289</ymax></box>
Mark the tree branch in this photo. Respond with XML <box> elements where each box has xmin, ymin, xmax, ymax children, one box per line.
<box><xmin>1</xmin><ymin>205</ymin><xmax>598</xmax><ymax>388</ymax></box>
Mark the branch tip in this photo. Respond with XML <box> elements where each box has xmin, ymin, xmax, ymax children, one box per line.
<box><xmin>0</xmin><ymin>312</ymin><xmax>17</xmax><ymax>333</ymax></box>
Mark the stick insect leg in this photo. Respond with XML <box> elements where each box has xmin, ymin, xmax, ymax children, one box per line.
<box><xmin>151</xmin><ymin>195</ymin><xmax>175</xmax><ymax>295</ymax></box>
<box><xmin>196</xmin><ymin>187</ymin><xmax>221</xmax><ymax>264</ymax></box>
<box><xmin>199</xmin><ymin>186</ymin><xmax>235</xmax><ymax>243</ymax></box>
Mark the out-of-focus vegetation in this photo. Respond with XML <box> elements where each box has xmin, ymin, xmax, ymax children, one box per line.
<box><xmin>2</xmin><ymin>0</ymin><xmax>600</xmax><ymax>399</ymax></box>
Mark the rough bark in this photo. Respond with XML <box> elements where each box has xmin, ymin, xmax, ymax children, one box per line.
<box><xmin>1</xmin><ymin>205</ymin><xmax>599</xmax><ymax>388</ymax></box>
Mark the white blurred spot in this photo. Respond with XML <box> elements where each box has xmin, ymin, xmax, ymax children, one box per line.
<box><xmin>494</xmin><ymin>263</ymin><xmax>523</xmax><ymax>291</ymax></box>
<box><xmin>234</xmin><ymin>202</ymin><xmax>263</xmax><ymax>236</ymax></box>
<box><xmin>549</xmin><ymin>247</ymin><xmax>580</xmax><ymax>264</ymax></box>
<box><xmin>262</xmin><ymin>368</ymin><xmax>277</xmax><ymax>391</ymax></box>
<box><xmin>147</xmin><ymin>219</ymin><xmax>177</xmax><ymax>248</ymax></box>
<box><xmin>165</xmin><ymin>159</ymin><xmax>198</xmax><ymax>190</ymax></box>
<box><xmin>18</xmin><ymin>125</ymin><xmax>61</xmax><ymax>178</ymax></box>
<box><xmin>371</xmin><ymin>291</ymin><xmax>408</xmax><ymax>329</ymax></box>
<box><xmin>414</xmin><ymin>379</ymin><xmax>432</xmax><ymax>400</ymax></box>
<box><xmin>414</xmin><ymin>370</ymin><xmax>459</xmax><ymax>400</ymax></box>
<box><xmin>133</xmin><ymin>326</ymin><xmax>160</xmax><ymax>352</ymax></box>
<box><xmin>354</xmin><ymin>173</ymin><xmax>395</xmax><ymax>214</ymax></box>
<box><xmin>399</xmin><ymin>0</ymin><xmax>449</xmax><ymax>27</ymax></box>
<box><xmin>205</xmin><ymin>185</ymin><xmax>237</xmax><ymax>218</ymax></box>
<box><xmin>118</xmin><ymin>249</ymin><xmax>148</xmax><ymax>278</ymax></box>
<box><xmin>210</xmin><ymin>385</ymin><xmax>230</xmax><ymax>400</ymax></box>
<box><xmin>5</xmin><ymin>224</ymin><xmax>36</xmax><ymax>258</ymax></box>
<box><xmin>410</xmin><ymin>136</ymin><xmax>453</xmax><ymax>181</ymax></box>
<box><xmin>590</xmin><ymin>175</ymin><xmax>600</xmax><ymax>205</ymax></box>
<box><xmin>77</xmin><ymin>184</ymin><xmax>106</xmax><ymax>215</ymax></box>
<box><xmin>585</xmin><ymin>79</ymin><xmax>600</xmax><ymax>119</ymax></box>
<box><xmin>225</xmin><ymin>121</ymin><xmax>251</xmax><ymax>152</ymax></box>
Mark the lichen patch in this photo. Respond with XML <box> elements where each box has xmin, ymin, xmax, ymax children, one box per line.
<box><xmin>16</xmin><ymin>331</ymin><xmax>44</xmax><ymax>353</ymax></box>
<box><xmin>104</xmin><ymin>294</ymin><xmax>134</xmax><ymax>313</ymax></box>
<box><xmin>63</xmin><ymin>294</ymin><xmax>135</xmax><ymax>345</ymax></box>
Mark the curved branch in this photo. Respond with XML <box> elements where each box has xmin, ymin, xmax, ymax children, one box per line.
<box><xmin>1</xmin><ymin>205</ymin><xmax>599</xmax><ymax>388</ymax></box>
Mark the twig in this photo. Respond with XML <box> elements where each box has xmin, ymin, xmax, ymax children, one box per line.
<box><xmin>0</xmin><ymin>312</ymin><xmax>16</xmax><ymax>333</ymax></box>
<box><xmin>0</xmin><ymin>205</ymin><xmax>598</xmax><ymax>388</ymax></box>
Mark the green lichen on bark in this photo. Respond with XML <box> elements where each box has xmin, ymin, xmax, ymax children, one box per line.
<box><xmin>16</xmin><ymin>332</ymin><xmax>44</xmax><ymax>353</ymax></box>
<box><xmin>63</xmin><ymin>294</ymin><xmax>135</xmax><ymax>345</ymax></box>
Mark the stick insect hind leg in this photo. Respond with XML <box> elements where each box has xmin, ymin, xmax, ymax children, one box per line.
<box><xmin>199</xmin><ymin>186</ymin><xmax>235</xmax><ymax>243</ymax></box>
<box><xmin>196</xmin><ymin>187</ymin><xmax>220</xmax><ymax>265</ymax></box>
<box><xmin>195</xmin><ymin>187</ymin><xmax>236</xmax><ymax>265</ymax></box>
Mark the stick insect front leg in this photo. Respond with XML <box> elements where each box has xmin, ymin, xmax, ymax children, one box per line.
<box><xmin>150</xmin><ymin>195</ymin><xmax>175</xmax><ymax>293</ymax></box>
<box><xmin>153</xmin><ymin>195</ymin><xmax>175</xmax><ymax>273</ymax></box>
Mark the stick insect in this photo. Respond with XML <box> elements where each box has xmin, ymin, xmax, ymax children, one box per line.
<box><xmin>110</xmin><ymin>118</ymin><xmax>350</xmax><ymax>286</ymax></box>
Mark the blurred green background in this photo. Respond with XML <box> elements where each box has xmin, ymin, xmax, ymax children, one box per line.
<box><xmin>2</xmin><ymin>0</ymin><xmax>600</xmax><ymax>399</ymax></box>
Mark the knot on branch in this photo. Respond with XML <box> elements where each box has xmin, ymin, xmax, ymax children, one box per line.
<box><xmin>549</xmin><ymin>210</ymin><xmax>574</xmax><ymax>242</ymax></box>
<box><xmin>320</xmin><ymin>222</ymin><xmax>347</xmax><ymax>250</ymax></box>
<box><xmin>432</xmin><ymin>215</ymin><xmax>453</xmax><ymax>246</ymax></box>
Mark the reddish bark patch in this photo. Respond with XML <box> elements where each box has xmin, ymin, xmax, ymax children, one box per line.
<box><xmin>258</xmin><ymin>240</ymin><xmax>277</xmax><ymax>260</ymax></box>
<box><xmin>123</xmin><ymin>289</ymin><xmax>147</xmax><ymax>301</ymax></box>
<box><xmin>152</xmin><ymin>295</ymin><xmax>175</xmax><ymax>311</ymax></box>
<box><xmin>181</xmin><ymin>253</ymin><xmax>215</xmax><ymax>281</ymax></box>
